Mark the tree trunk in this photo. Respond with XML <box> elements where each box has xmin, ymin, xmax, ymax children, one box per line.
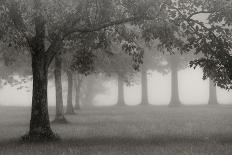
<box><xmin>22</xmin><ymin>0</ymin><xmax>58</xmax><ymax>141</ymax></box>
<box><xmin>169</xmin><ymin>57</ymin><xmax>181</xmax><ymax>106</ymax></box>
<box><xmin>66</xmin><ymin>71</ymin><xmax>75</xmax><ymax>114</ymax></box>
<box><xmin>53</xmin><ymin>54</ymin><xmax>67</xmax><ymax>123</ymax></box>
<box><xmin>140</xmin><ymin>66</ymin><xmax>149</xmax><ymax>105</ymax></box>
<box><xmin>208</xmin><ymin>79</ymin><xmax>218</xmax><ymax>105</ymax></box>
<box><xmin>23</xmin><ymin>54</ymin><xmax>57</xmax><ymax>141</ymax></box>
<box><xmin>74</xmin><ymin>73</ymin><xmax>81</xmax><ymax>110</ymax></box>
<box><xmin>82</xmin><ymin>76</ymin><xmax>94</xmax><ymax>107</ymax></box>
<box><xmin>117</xmin><ymin>73</ymin><xmax>125</xmax><ymax>106</ymax></box>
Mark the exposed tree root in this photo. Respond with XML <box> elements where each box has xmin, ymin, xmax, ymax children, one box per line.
<box><xmin>21</xmin><ymin>129</ymin><xmax>59</xmax><ymax>143</ymax></box>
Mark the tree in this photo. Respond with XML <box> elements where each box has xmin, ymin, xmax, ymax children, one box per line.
<box><xmin>160</xmin><ymin>0</ymin><xmax>232</xmax><ymax>104</ymax></box>
<box><xmin>95</xmin><ymin>45</ymin><xmax>140</xmax><ymax>106</ymax></box>
<box><xmin>114</xmin><ymin>54</ymin><xmax>138</xmax><ymax>106</ymax></box>
<box><xmin>161</xmin><ymin>0</ymin><xmax>232</xmax><ymax>90</ymax></box>
<box><xmin>2</xmin><ymin>0</ymin><xmax>65</xmax><ymax>140</ymax></box>
<box><xmin>52</xmin><ymin>53</ymin><xmax>67</xmax><ymax>123</ymax></box>
<box><xmin>60</xmin><ymin>50</ymin><xmax>77</xmax><ymax>114</ymax></box>
<box><xmin>166</xmin><ymin>51</ymin><xmax>200</xmax><ymax>106</ymax></box>
<box><xmin>139</xmin><ymin>41</ymin><xmax>168</xmax><ymax>106</ymax></box>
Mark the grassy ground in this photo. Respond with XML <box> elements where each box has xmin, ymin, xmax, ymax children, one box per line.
<box><xmin>0</xmin><ymin>105</ymin><xmax>232</xmax><ymax>154</ymax></box>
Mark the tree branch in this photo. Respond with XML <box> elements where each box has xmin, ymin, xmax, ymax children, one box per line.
<box><xmin>45</xmin><ymin>39</ymin><xmax>63</xmax><ymax>68</ymax></box>
<box><xmin>62</xmin><ymin>14</ymin><xmax>160</xmax><ymax>39</ymax></box>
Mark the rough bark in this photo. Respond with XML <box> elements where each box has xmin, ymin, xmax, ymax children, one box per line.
<box><xmin>140</xmin><ymin>66</ymin><xmax>149</xmax><ymax>105</ymax></box>
<box><xmin>22</xmin><ymin>54</ymin><xmax>57</xmax><ymax>141</ymax></box>
<box><xmin>74</xmin><ymin>73</ymin><xmax>81</xmax><ymax>110</ymax></box>
<box><xmin>66</xmin><ymin>71</ymin><xmax>75</xmax><ymax>114</ymax></box>
<box><xmin>52</xmin><ymin>54</ymin><xmax>67</xmax><ymax>123</ymax></box>
<box><xmin>169</xmin><ymin>58</ymin><xmax>181</xmax><ymax>106</ymax></box>
<box><xmin>208</xmin><ymin>79</ymin><xmax>218</xmax><ymax>105</ymax></box>
<box><xmin>117</xmin><ymin>73</ymin><xmax>125</xmax><ymax>106</ymax></box>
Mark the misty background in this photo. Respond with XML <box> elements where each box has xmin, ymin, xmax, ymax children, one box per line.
<box><xmin>1</xmin><ymin>67</ymin><xmax>231</xmax><ymax>106</ymax></box>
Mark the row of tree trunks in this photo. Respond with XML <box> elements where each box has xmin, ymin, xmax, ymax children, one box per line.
<box><xmin>53</xmin><ymin>57</ymin><xmax>84</xmax><ymax>116</ymax></box>
<box><xmin>54</xmin><ymin>58</ymin><xmax>218</xmax><ymax>114</ymax></box>
<box><xmin>54</xmin><ymin>70</ymin><xmax>82</xmax><ymax>116</ymax></box>
<box><xmin>120</xmin><ymin>63</ymin><xmax>218</xmax><ymax>106</ymax></box>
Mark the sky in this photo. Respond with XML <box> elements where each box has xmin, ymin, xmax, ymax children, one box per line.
<box><xmin>0</xmin><ymin>67</ymin><xmax>231</xmax><ymax>106</ymax></box>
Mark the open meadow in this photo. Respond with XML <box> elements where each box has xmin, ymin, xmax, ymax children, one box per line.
<box><xmin>0</xmin><ymin>105</ymin><xmax>232</xmax><ymax>154</ymax></box>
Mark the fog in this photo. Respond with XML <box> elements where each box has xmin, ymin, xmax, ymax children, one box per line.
<box><xmin>1</xmin><ymin>68</ymin><xmax>231</xmax><ymax>107</ymax></box>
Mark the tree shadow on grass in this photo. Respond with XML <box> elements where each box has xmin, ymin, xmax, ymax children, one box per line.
<box><xmin>59</xmin><ymin>135</ymin><xmax>208</xmax><ymax>147</ymax></box>
<box><xmin>1</xmin><ymin>133</ymin><xmax>232</xmax><ymax>150</ymax></box>
<box><xmin>0</xmin><ymin>134</ymin><xmax>226</xmax><ymax>148</ymax></box>
<box><xmin>212</xmin><ymin>134</ymin><xmax>232</xmax><ymax>144</ymax></box>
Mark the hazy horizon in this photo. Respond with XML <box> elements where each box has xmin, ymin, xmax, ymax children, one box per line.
<box><xmin>0</xmin><ymin>67</ymin><xmax>231</xmax><ymax>107</ymax></box>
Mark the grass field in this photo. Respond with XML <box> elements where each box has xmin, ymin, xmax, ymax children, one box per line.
<box><xmin>1</xmin><ymin>105</ymin><xmax>232</xmax><ymax>154</ymax></box>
